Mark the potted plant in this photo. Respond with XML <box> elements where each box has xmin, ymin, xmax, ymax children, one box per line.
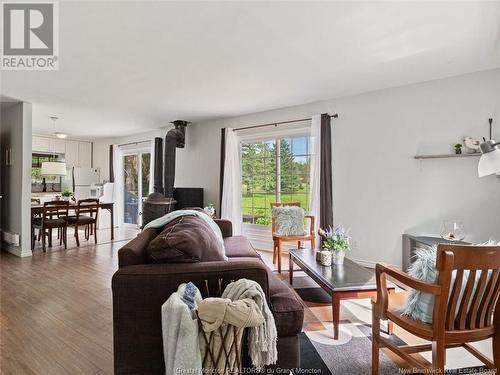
<box><xmin>454</xmin><ymin>143</ymin><xmax>463</xmax><ymax>155</ymax></box>
<box><xmin>318</xmin><ymin>225</ymin><xmax>351</xmax><ymax>265</ymax></box>
<box><xmin>61</xmin><ymin>190</ymin><xmax>74</xmax><ymax>201</ymax></box>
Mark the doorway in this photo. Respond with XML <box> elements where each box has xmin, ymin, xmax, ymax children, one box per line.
<box><xmin>122</xmin><ymin>150</ymin><xmax>151</xmax><ymax>227</ymax></box>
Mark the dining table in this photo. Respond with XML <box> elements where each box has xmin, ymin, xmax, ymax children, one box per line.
<box><xmin>31</xmin><ymin>201</ymin><xmax>115</xmax><ymax>240</ymax></box>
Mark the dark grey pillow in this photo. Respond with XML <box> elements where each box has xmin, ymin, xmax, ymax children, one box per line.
<box><xmin>146</xmin><ymin>215</ymin><xmax>226</xmax><ymax>263</ymax></box>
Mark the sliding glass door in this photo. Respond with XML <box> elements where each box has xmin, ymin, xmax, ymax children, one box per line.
<box><xmin>123</xmin><ymin>151</ymin><xmax>151</xmax><ymax>227</ymax></box>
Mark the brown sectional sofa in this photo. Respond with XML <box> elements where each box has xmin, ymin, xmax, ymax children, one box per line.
<box><xmin>112</xmin><ymin>219</ymin><xmax>304</xmax><ymax>374</ymax></box>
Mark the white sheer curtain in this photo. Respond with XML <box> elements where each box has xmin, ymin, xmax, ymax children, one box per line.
<box><xmin>113</xmin><ymin>144</ymin><xmax>124</xmax><ymax>227</ymax></box>
<box><xmin>309</xmin><ymin>115</ymin><xmax>321</xmax><ymax>242</ymax></box>
<box><xmin>221</xmin><ymin>128</ymin><xmax>242</xmax><ymax>235</ymax></box>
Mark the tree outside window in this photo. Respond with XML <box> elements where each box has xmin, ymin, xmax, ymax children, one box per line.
<box><xmin>241</xmin><ymin>136</ymin><xmax>311</xmax><ymax>225</ymax></box>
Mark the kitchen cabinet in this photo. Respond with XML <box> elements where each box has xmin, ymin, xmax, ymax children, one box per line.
<box><xmin>32</xmin><ymin>136</ymin><xmax>65</xmax><ymax>153</ymax></box>
<box><xmin>32</xmin><ymin>136</ymin><xmax>51</xmax><ymax>152</ymax></box>
<box><xmin>32</xmin><ymin>136</ymin><xmax>93</xmax><ymax>168</ymax></box>
<box><xmin>52</xmin><ymin>139</ymin><xmax>66</xmax><ymax>153</ymax></box>
<box><xmin>78</xmin><ymin>141</ymin><xmax>92</xmax><ymax>168</ymax></box>
<box><xmin>64</xmin><ymin>140</ymin><xmax>79</xmax><ymax>167</ymax></box>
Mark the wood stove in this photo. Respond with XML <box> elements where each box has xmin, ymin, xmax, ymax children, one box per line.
<box><xmin>142</xmin><ymin>121</ymin><xmax>189</xmax><ymax>226</ymax></box>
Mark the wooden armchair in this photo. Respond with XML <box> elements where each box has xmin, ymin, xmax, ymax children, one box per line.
<box><xmin>372</xmin><ymin>244</ymin><xmax>500</xmax><ymax>374</ymax></box>
<box><xmin>271</xmin><ymin>202</ymin><xmax>315</xmax><ymax>273</ymax></box>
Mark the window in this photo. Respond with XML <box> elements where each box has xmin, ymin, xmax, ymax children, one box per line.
<box><xmin>31</xmin><ymin>154</ymin><xmax>62</xmax><ymax>192</ymax></box>
<box><xmin>241</xmin><ymin>136</ymin><xmax>311</xmax><ymax>225</ymax></box>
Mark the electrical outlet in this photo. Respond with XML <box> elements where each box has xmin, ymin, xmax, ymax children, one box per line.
<box><xmin>352</xmin><ymin>240</ymin><xmax>359</xmax><ymax>250</ymax></box>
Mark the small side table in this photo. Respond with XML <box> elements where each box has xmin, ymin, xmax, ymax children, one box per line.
<box><xmin>402</xmin><ymin>234</ymin><xmax>470</xmax><ymax>271</ymax></box>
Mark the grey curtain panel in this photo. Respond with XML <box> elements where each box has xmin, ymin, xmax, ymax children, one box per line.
<box><xmin>109</xmin><ymin>145</ymin><xmax>114</xmax><ymax>183</ymax></box>
<box><xmin>320</xmin><ymin>113</ymin><xmax>333</xmax><ymax>228</ymax></box>
<box><xmin>219</xmin><ymin>128</ymin><xmax>226</xmax><ymax>215</ymax></box>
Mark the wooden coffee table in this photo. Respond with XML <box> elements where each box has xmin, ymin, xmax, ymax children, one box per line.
<box><xmin>289</xmin><ymin>248</ymin><xmax>395</xmax><ymax>340</ymax></box>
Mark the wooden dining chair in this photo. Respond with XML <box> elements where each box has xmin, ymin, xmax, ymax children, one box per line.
<box><xmin>32</xmin><ymin>201</ymin><xmax>69</xmax><ymax>252</ymax></box>
<box><xmin>372</xmin><ymin>244</ymin><xmax>500</xmax><ymax>374</ymax></box>
<box><xmin>66</xmin><ymin>199</ymin><xmax>99</xmax><ymax>246</ymax></box>
<box><xmin>271</xmin><ymin>202</ymin><xmax>315</xmax><ymax>273</ymax></box>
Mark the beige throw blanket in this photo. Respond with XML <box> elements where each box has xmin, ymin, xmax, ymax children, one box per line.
<box><xmin>198</xmin><ymin>298</ymin><xmax>264</xmax><ymax>373</ymax></box>
<box><xmin>221</xmin><ymin>279</ymin><xmax>278</xmax><ymax>368</ymax></box>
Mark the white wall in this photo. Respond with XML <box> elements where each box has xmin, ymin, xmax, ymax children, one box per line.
<box><xmin>180</xmin><ymin>69</ymin><xmax>500</xmax><ymax>266</ymax></box>
<box><xmin>1</xmin><ymin>102</ymin><xmax>33</xmax><ymax>257</ymax></box>
<box><xmin>333</xmin><ymin>71</ymin><xmax>500</xmax><ymax>266</ymax></box>
<box><xmin>92</xmin><ymin>69</ymin><xmax>500</xmax><ymax>267</ymax></box>
<box><xmin>93</xmin><ymin>126</ymin><xmax>193</xmax><ymax>187</ymax></box>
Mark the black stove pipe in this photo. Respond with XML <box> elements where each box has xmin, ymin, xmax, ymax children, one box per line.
<box><xmin>153</xmin><ymin>137</ymin><xmax>163</xmax><ymax>194</ymax></box>
<box><xmin>164</xmin><ymin>120</ymin><xmax>189</xmax><ymax>198</ymax></box>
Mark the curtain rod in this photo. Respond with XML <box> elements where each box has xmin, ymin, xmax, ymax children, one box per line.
<box><xmin>117</xmin><ymin>140</ymin><xmax>152</xmax><ymax>147</ymax></box>
<box><xmin>234</xmin><ymin>113</ymin><xmax>338</xmax><ymax>132</ymax></box>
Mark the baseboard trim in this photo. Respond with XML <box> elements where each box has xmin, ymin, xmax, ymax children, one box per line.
<box><xmin>2</xmin><ymin>243</ymin><xmax>32</xmax><ymax>257</ymax></box>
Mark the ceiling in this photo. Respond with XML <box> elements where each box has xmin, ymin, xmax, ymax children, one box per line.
<box><xmin>1</xmin><ymin>1</ymin><xmax>500</xmax><ymax>139</ymax></box>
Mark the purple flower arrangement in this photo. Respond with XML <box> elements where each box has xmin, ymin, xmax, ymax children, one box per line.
<box><xmin>318</xmin><ymin>224</ymin><xmax>351</xmax><ymax>252</ymax></box>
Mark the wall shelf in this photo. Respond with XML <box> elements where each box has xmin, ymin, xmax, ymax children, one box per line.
<box><xmin>414</xmin><ymin>153</ymin><xmax>481</xmax><ymax>160</ymax></box>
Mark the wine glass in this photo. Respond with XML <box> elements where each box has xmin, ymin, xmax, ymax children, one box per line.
<box><xmin>440</xmin><ymin>220</ymin><xmax>466</xmax><ymax>242</ymax></box>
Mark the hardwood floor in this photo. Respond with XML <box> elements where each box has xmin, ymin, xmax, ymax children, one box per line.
<box><xmin>30</xmin><ymin>227</ymin><xmax>139</xmax><ymax>254</ymax></box>
<box><xmin>1</xmin><ymin>239</ymin><xmax>130</xmax><ymax>375</ymax></box>
<box><xmin>2</xmin><ymin>243</ymin><xmax>491</xmax><ymax>374</ymax></box>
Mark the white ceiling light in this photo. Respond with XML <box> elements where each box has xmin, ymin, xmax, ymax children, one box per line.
<box><xmin>50</xmin><ymin>116</ymin><xmax>67</xmax><ymax>139</ymax></box>
<box><xmin>54</xmin><ymin>132</ymin><xmax>68</xmax><ymax>139</ymax></box>
<box><xmin>41</xmin><ymin>116</ymin><xmax>67</xmax><ymax>176</ymax></box>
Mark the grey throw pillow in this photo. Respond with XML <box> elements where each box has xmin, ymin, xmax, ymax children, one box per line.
<box><xmin>401</xmin><ymin>246</ymin><xmax>438</xmax><ymax>324</ymax></box>
<box><xmin>272</xmin><ymin>206</ymin><xmax>306</xmax><ymax>236</ymax></box>
<box><xmin>401</xmin><ymin>240</ymin><xmax>499</xmax><ymax>324</ymax></box>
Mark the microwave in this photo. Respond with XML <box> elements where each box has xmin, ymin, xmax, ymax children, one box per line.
<box><xmin>89</xmin><ymin>185</ymin><xmax>103</xmax><ymax>198</ymax></box>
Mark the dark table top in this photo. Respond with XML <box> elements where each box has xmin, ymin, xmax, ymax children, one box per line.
<box><xmin>289</xmin><ymin>248</ymin><xmax>395</xmax><ymax>292</ymax></box>
<box><xmin>31</xmin><ymin>201</ymin><xmax>113</xmax><ymax>209</ymax></box>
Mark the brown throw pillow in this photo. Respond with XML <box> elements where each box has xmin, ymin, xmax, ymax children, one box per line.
<box><xmin>146</xmin><ymin>215</ymin><xmax>226</xmax><ymax>263</ymax></box>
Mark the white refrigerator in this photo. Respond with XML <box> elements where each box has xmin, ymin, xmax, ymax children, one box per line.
<box><xmin>97</xmin><ymin>182</ymin><xmax>115</xmax><ymax>229</ymax></box>
<box><xmin>73</xmin><ymin>167</ymin><xmax>100</xmax><ymax>200</ymax></box>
